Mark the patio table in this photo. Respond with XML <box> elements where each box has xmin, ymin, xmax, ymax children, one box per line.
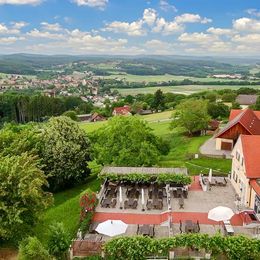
<box><xmin>102</xmin><ymin>198</ymin><xmax>112</xmax><ymax>208</ymax></box>
<box><xmin>139</xmin><ymin>225</ymin><xmax>153</xmax><ymax>236</ymax></box>
<box><xmin>223</xmin><ymin>220</ymin><xmax>234</xmax><ymax>236</ymax></box>
<box><xmin>185</xmin><ymin>220</ymin><xmax>195</xmax><ymax>233</ymax></box>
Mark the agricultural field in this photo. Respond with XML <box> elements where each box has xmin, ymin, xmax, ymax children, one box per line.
<box><xmin>113</xmin><ymin>84</ymin><xmax>260</xmax><ymax>96</ymax></box>
<box><xmin>79</xmin><ymin>111</ymin><xmax>174</xmax><ymax>134</ymax></box>
<box><xmin>97</xmin><ymin>73</ymin><xmax>244</xmax><ymax>83</ymax></box>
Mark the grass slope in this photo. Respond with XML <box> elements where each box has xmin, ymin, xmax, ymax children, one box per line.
<box><xmin>33</xmin><ymin>176</ymin><xmax>101</xmax><ymax>245</ymax></box>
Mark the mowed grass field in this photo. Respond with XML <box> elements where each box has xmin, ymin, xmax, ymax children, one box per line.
<box><xmin>113</xmin><ymin>84</ymin><xmax>260</xmax><ymax>96</ymax></box>
<box><xmin>97</xmin><ymin>73</ymin><xmax>244</xmax><ymax>83</ymax></box>
<box><xmin>79</xmin><ymin>111</ymin><xmax>174</xmax><ymax>134</ymax></box>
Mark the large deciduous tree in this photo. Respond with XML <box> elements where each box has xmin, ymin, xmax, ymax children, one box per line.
<box><xmin>172</xmin><ymin>99</ymin><xmax>210</xmax><ymax>136</ymax></box>
<box><xmin>40</xmin><ymin>116</ymin><xmax>90</xmax><ymax>191</ymax></box>
<box><xmin>90</xmin><ymin>116</ymin><xmax>163</xmax><ymax>166</ymax></box>
<box><xmin>0</xmin><ymin>153</ymin><xmax>52</xmax><ymax>241</ymax></box>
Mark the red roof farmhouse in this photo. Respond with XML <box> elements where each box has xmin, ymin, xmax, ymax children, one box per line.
<box><xmin>215</xmin><ymin>108</ymin><xmax>260</xmax><ymax>151</ymax></box>
<box><xmin>112</xmin><ymin>105</ymin><xmax>131</xmax><ymax>116</ymax></box>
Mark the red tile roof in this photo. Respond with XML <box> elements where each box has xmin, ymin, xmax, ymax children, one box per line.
<box><xmin>250</xmin><ymin>179</ymin><xmax>260</xmax><ymax>196</ymax></box>
<box><xmin>241</xmin><ymin>135</ymin><xmax>260</xmax><ymax>179</ymax></box>
<box><xmin>216</xmin><ymin>109</ymin><xmax>260</xmax><ymax>138</ymax></box>
<box><xmin>113</xmin><ymin>106</ymin><xmax>131</xmax><ymax>115</ymax></box>
<box><xmin>229</xmin><ymin>109</ymin><xmax>260</xmax><ymax>121</ymax></box>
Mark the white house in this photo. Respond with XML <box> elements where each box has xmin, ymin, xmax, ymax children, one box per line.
<box><xmin>231</xmin><ymin>135</ymin><xmax>260</xmax><ymax>214</ymax></box>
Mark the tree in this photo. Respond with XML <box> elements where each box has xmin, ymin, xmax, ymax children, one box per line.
<box><xmin>62</xmin><ymin>110</ymin><xmax>78</xmax><ymax>121</ymax></box>
<box><xmin>47</xmin><ymin>222</ymin><xmax>70</xmax><ymax>259</ymax></box>
<box><xmin>172</xmin><ymin>99</ymin><xmax>210</xmax><ymax>136</ymax></box>
<box><xmin>90</xmin><ymin>116</ymin><xmax>162</xmax><ymax>166</ymax></box>
<box><xmin>18</xmin><ymin>237</ymin><xmax>51</xmax><ymax>260</ymax></box>
<box><xmin>0</xmin><ymin>153</ymin><xmax>52</xmax><ymax>240</ymax></box>
<box><xmin>207</xmin><ymin>102</ymin><xmax>230</xmax><ymax>119</ymax></box>
<box><xmin>151</xmin><ymin>89</ymin><xmax>165</xmax><ymax>111</ymax></box>
<box><xmin>40</xmin><ymin>116</ymin><xmax>90</xmax><ymax>191</ymax></box>
<box><xmin>253</xmin><ymin>96</ymin><xmax>260</xmax><ymax>110</ymax></box>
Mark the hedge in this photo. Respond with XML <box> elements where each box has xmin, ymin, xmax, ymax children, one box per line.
<box><xmin>98</xmin><ymin>173</ymin><xmax>192</xmax><ymax>185</ymax></box>
<box><xmin>103</xmin><ymin>234</ymin><xmax>260</xmax><ymax>260</ymax></box>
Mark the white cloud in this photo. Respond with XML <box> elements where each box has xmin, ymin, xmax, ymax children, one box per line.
<box><xmin>246</xmin><ymin>9</ymin><xmax>260</xmax><ymax>17</ymax></box>
<box><xmin>72</xmin><ymin>0</ymin><xmax>108</xmax><ymax>9</ymax></box>
<box><xmin>233</xmin><ymin>17</ymin><xmax>260</xmax><ymax>32</ymax></box>
<box><xmin>207</xmin><ymin>27</ymin><xmax>232</xmax><ymax>35</ymax></box>
<box><xmin>175</xmin><ymin>13</ymin><xmax>212</xmax><ymax>24</ymax></box>
<box><xmin>232</xmin><ymin>33</ymin><xmax>260</xmax><ymax>43</ymax></box>
<box><xmin>41</xmin><ymin>22</ymin><xmax>62</xmax><ymax>31</ymax></box>
<box><xmin>159</xmin><ymin>0</ymin><xmax>177</xmax><ymax>12</ymax></box>
<box><xmin>0</xmin><ymin>36</ymin><xmax>24</xmax><ymax>45</ymax></box>
<box><xmin>0</xmin><ymin>0</ymin><xmax>42</xmax><ymax>5</ymax></box>
<box><xmin>11</xmin><ymin>21</ymin><xmax>29</xmax><ymax>29</ymax></box>
<box><xmin>27</xmin><ymin>29</ymin><xmax>64</xmax><ymax>39</ymax></box>
<box><xmin>178</xmin><ymin>32</ymin><xmax>217</xmax><ymax>43</ymax></box>
<box><xmin>103</xmin><ymin>20</ymin><xmax>145</xmax><ymax>36</ymax></box>
<box><xmin>143</xmin><ymin>8</ymin><xmax>157</xmax><ymax>26</ymax></box>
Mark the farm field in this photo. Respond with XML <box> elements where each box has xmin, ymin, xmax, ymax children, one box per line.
<box><xmin>79</xmin><ymin>111</ymin><xmax>174</xmax><ymax>133</ymax></box>
<box><xmin>97</xmin><ymin>73</ymin><xmax>245</xmax><ymax>83</ymax></box>
<box><xmin>113</xmin><ymin>84</ymin><xmax>260</xmax><ymax>95</ymax></box>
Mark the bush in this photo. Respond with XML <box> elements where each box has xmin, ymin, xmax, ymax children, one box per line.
<box><xmin>103</xmin><ymin>234</ymin><xmax>260</xmax><ymax>260</ymax></box>
<box><xmin>47</xmin><ymin>222</ymin><xmax>70</xmax><ymax>259</ymax></box>
<box><xmin>18</xmin><ymin>236</ymin><xmax>51</xmax><ymax>260</ymax></box>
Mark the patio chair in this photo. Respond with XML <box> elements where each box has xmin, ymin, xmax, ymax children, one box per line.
<box><xmin>156</xmin><ymin>200</ymin><xmax>163</xmax><ymax>210</ymax></box>
<box><xmin>132</xmin><ymin>200</ymin><xmax>138</xmax><ymax>209</ymax></box>
<box><xmin>124</xmin><ymin>200</ymin><xmax>129</xmax><ymax>209</ymax></box>
<box><xmin>111</xmin><ymin>199</ymin><xmax>117</xmax><ymax>208</ymax></box>
<box><xmin>146</xmin><ymin>200</ymin><xmax>153</xmax><ymax>210</ymax></box>
<box><xmin>179</xmin><ymin>220</ymin><xmax>183</xmax><ymax>233</ymax></box>
<box><xmin>183</xmin><ymin>190</ymin><xmax>188</xmax><ymax>199</ymax></box>
<box><xmin>179</xmin><ymin>197</ymin><xmax>184</xmax><ymax>209</ymax></box>
<box><xmin>173</xmin><ymin>190</ymin><xmax>177</xmax><ymax>198</ymax></box>
<box><xmin>194</xmin><ymin>220</ymin><xmax>200</xmax><ymax>233</ymax></box>
<box><xmin>89</xmin><ymin>222</ymin><xmax>98</xmax><ymax>234</ymax></box>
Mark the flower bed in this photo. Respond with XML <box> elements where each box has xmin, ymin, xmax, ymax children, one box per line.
<box><xmin>79</xmin><ymin>189</ymin><xmax>98</xmax><ymax>234</ymax></box>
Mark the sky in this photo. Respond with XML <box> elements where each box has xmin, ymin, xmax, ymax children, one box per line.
<box><xmin>0</xmin><ymin>0</ymin><xmax>260</xmax><ymax>56</ymax></box>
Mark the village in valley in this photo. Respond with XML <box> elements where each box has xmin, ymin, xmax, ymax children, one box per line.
<box><xmin>2</xmin><ymin>0</ymin><xmax>260</xmax><ymax>259</ymax></box>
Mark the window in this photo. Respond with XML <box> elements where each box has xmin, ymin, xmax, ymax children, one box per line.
<box><xmin>236</xmin><ymin>151</ymin><xmax>240</xmax><ymax>161</ymax></box>
<box><xmin>241</xmin><ymin>157</ymin><xmax>244</xmax><ymax>166</ymax></box>
<box><xmin>235</xmin><ymin>174</ymin><xmax>238</xmax><ymax>183</ymax></box>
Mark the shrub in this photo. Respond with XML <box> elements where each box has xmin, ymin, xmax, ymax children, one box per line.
<box><xmin>47</xmin><ymin>222</ymin><xmax>70</xmax><ymax>259</ymax></box>
<box><xmin>18</xmin><ymin>236</ymin><xmax>51</xmax><ymax>260</ymax></box>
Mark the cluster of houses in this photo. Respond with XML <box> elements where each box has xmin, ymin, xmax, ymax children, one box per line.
<box><xmin>214</xmin><ymin>107</ymin><xmax>260</xmax><ymax>215</ymax></box>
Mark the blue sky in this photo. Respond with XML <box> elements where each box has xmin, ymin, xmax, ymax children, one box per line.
<box><xmin>0</xmin><ymin>0</ymin><xmax>260</xmax><ymax>56</ymax></box>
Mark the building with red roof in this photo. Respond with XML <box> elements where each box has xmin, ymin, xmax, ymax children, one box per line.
<box><xmin>231</xmin><ymin>135</ymin><xmax>260</xmax><ymax>213</ymax></box>
<box><xmin>215</xmin><ymin>109</ymin><xmax>260</xmax><ymax>151</ymax></box>
<box><xmin>112</xmin><ymin>105</ymin><xmax>131</xmax><ymax>116</ymax></box>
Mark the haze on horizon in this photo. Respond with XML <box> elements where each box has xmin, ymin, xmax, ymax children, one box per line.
<box><xmin>0</xmin><ymin>0</ymin><xmax>260</xmax><ymax>57</ymax></box>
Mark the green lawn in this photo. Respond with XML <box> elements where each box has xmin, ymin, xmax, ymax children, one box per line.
<box><xmin>158</xmin><ymin>133</ymin><xmax>231</xmax><ymax>175</ymax></box>
<box><xmin>33</xmin><ymin>176</ymin><xmax>100</xmax><ymax>245</ymax></box>
<box><xmin>79</xmin><ymin>111</ymin><xmax>174</xmax><ymax>134</ymax></box>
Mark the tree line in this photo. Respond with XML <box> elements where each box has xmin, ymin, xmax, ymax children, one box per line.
<box><xmin>0</xmin><ymin>93</ymin><xmax>93</xmax><ymax>124</ymax></box>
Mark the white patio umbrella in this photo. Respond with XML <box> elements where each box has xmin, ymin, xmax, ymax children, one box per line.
<box><xmin>208</xmin><ymin>206</ymin><xmax>234</xmax><ymax>222</ymax></box>
<box><xmin>95</xmin><ymin>220</ymin><xmax>128</xmax><ymax>237</ymax></box>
